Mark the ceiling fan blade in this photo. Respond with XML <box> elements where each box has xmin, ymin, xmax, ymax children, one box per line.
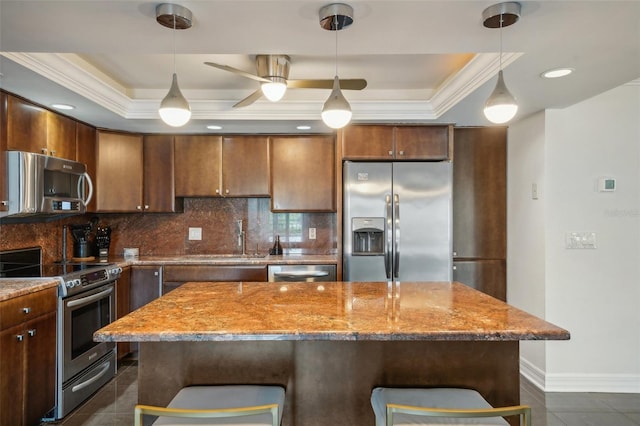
<box><xmin>287</xmin><ymin>78</ymin><xmax>367</xmax><ymax>90</ymax></box>
<box><xmin>233</xmin><ymin>89</ymin><xmax>264</xmax><ymax>108</ymax></box>
<box><xmin>204</xmin><ymin>62</ymin><xmax>270</xmax><ymax>83</ymax></box>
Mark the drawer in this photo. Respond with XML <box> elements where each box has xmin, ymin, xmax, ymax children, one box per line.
<box><xmin>0</xmin><ymin>287</ymin><xmax>57</xmax><ymax>330</ymax></box>
<box><xmin>163</xmin><ymin>265</ymin><xmax>268</xmax><ymax>282</ymax></box>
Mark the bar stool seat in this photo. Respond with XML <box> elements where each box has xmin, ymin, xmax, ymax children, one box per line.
<box><xmin>371</xmin><ymin>387</ymin><xmax>531</xmax><ymax>426</ymax></box>
<box><xmin>135</xmin><ymin>385</ymin><xmax>285</xmax><ymax>426</ymax></box>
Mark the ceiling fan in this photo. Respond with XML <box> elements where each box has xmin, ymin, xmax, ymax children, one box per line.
<box><xmin>204</xmin><ymin>54</ymin><xmax>367</xmax><ymax>108</ymax></box>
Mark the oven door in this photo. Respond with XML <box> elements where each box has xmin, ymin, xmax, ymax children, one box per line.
<box><xmin>62</xmin><ymin>282</ymin><xmax>115</xmax><ymax>382</ymax></box>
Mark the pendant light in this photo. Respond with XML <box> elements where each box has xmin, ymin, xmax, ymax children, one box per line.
<box><xmin>157</xmin><ymin>3</ymin><xmax>192</xmax><ymax>127</ymax></box>
<box><xmin>482</xmin><ymin>2</ymin><xmax>521</xmax><ymax>124</ymax></box>
<box><xmin>319</xmin><ymin>3</ymin><xmax>353</xmax><ymax>129</ymax></box>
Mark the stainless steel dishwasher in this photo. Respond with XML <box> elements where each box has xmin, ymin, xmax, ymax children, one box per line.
<box><xmin>268</xmin><ymin>264</ymin><xmax>337</xmax><ymax>282</ymax></box>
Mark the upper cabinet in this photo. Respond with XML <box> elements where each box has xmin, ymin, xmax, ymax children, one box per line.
<box><xmin>340</xmin><ymin>124</ymin><xmax>451</xmax><ymax>160</ymax></box>
<box><xmin>0</xmin><ymin>92</ymin><xmax>8</xmax><ymax>212</ymax></box>
<box><xmin>96</xmin><ymin>131</ymin><xmax>179</xmax><ymax>213</ymax></box>
<box><xmin>270</xmin><ymin>135</ymin><xmax>336</xmax><ymax>212</ymax></box>
<box><xmin>5</xmin><ymin>95</ymin><xmax>77</xmax><ymax>160</ymax></box>
<box><xmin>75</xmin><ymin>123</ymin><xmax>97</xmax><ymax>212</ymax></box>
<box><xmin>174</xmin><ymin>135</ymin><xmax>269</xmax><ymax>198</ymax></box>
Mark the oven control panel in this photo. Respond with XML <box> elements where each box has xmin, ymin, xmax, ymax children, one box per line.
<box><xmin>59</xmin><ymin>265</ymin><xmax>122</xmax><ymax>297</ymax></box>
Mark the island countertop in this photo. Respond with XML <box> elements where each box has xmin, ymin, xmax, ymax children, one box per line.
<box><xmin>95</xmin><ymin>281</ymin><xmax>569</xmax><ymax>342</ymax></box>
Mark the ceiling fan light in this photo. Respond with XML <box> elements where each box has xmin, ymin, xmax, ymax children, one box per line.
<box><xmin>159</xmin><ymin>73</ymin><xmax>191</xmax><ymax>127</ymax></box>
<box><xmin>322</xmin><ymin>77</ymin><xmax>352</xmax><ymax>129</ymax></box>
<box><xmin>261</xmin><ymin>79</ymin><xmax>287</xmax><ymax>102</ymax></box>
<box><xmin>483</xmin><ymin>70</ymin><xmax>518</xmax><ymax>124</ymax></box>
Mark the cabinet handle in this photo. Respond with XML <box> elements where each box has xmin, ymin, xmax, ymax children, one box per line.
<box><xmin>1</xmin><ymin>200</ymin><xmax>8</xmax><ymax>206</ymax></box>
<box><xmin>154</xmin><ymin>271</ymin><xmax>159</xmax><ymax>276</ymax></box>
<box><xmin>22</xmin><ymin>307</ymin><xmax>31</xmax><ymax>314</ymax></box>
<box><xmin>399</xmin><ymin>150</ymin><xmax>404</xmax><ymax>155</ymax></box>
<box><xmin>50</xmin><ymin>150</ymin><xmax>56</xmax><ymax>156</ymax></box>
<box><xmin>41</xmin><ymin>148</ymin><xmax>48</xmax><ymax>155</ymax></box>
<box><xmin>28</xmin><ymin>329</ymin><xmax>36</xmax><ymax>337</ymax></box>
<box><xmin>225</xmin><ymin>189</ymin><xmax>230</xmax><ymax>194</ymax></box>
<box><xmin>453</xmin><ymin>251</ymin><xmax>457</xmax><ymax>257</ymax></box>
<box><xmin>136</xmin><ymin>205</ymin><xmax>142</xmax><ymax>210</ymax></box>
<box><xmin>16</xmin><ymin>334</ymin><xmax>24</xmax><ymax>342</ymax></box>
<box><xmin>215</xmin><ymin>189</ymin><xmax>220</xmax><ymax>194</ymax></box>
<box><xmin>388</xmin><ymin>151</ymin><xmax>393</xmax><ymax>156</ymax></box>
<box><xmin>144</xmin><ymin>205</ymin><xmax>149</xmax><ymax>210</ymax></box>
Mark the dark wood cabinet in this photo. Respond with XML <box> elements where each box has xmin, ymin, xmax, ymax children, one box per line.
<box><xmin>453</xmin><ymin>259</ymin><xmax>506</xmax><ymax>301</ymax></box>
<box><xmin>222</xmin><ymin>136</ymin><xmax>270</xmax><ymax>197</ymax></box>
<box><xmin>0</xmin><ymin>288</ymin><xmax>57</xmax><ymax>426</ymax></box>
<box><xmin>130</xmin><ymin>265</ymin><xmax>162</xmax><ymax>311</ymax></box>
<box><xmin>174</xmin><ymin>135</ymin><xmax>269</xmax><ymax>198</ymax></box>
<box><xmin>270</xmin><ymin>135</ymin><xmax>336</xmax><ymax>212</ymax></box>
<box><xmin>6</xmin><ymin>95</ymin><xmax>47</xmax><ymax>155</ymax></box>
<box><xmin>340</xmin><ymin>125</ymin><xmax>450</xmax><ymax>160</ymax></box>
<box><xmin>0</xmin><ymin>92</ymin><xmax>8</xmax><ymax>211</ymax></box>
<box><xmin>75</xmin><ymin>122</ymin><xmax>97</xmax><ymax>212</ymax></box>
<box><xmin>163</xmin><ymin>265</ymin><xmax>268</xmax><ymax>294</ymax></box>
<box><xmin>96</xmin><ymin>131</ymin><xmax>144</xmax><ymax>212</ymax></box>
<box><xmin>144</xmin><ymin>135</ymin><xmax>181</xmax><ymax>212</ymax></box>
<box><xmin>115</xmin><ymin>267</ymin><xmax>131</xmax><ymax>360</ymax></box>
<box><xmin>46</xmin><ymin>111</ymin><xmax>76</xmax><ymax>159</ymax></box>
<box><xmin>452</xmin><ymin>127</ymin><xmax>507</xmax><ymax>259</ymax></box>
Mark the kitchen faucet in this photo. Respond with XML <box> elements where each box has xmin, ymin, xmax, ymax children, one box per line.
<box><xmin>237</xmin><ymin>220</ymin><xmax>246</xmax><ymax>256</ymax></box>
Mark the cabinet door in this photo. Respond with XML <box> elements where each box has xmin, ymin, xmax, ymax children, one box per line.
<box><xmin>453</xmin><ymin>260</ymin><xmax>506</xmax><ymax>301</ymax></box>
<box><xmin>96</xmin><ymin>131</ymin><xmax>144</xmax><ymax>212</ymax></box>
<box><xmin>270</xmin><ymin>135</ymin><xmax>336</xmax><ymax>212</ymax></box>
<box><xmin>340</xmin><ymin>125</ymin><xmax>394</xmax><ymax>159</ymax></box>
<box><xmin>130</xmin><ymin>266</ymin><xmax>162</xmax><ymax>311</ymax></box>
<box><xmin>174</xmin><ymin>135</ymin><xmax>222</xmax><ymax>197</ymax></box>
<box><xmin>452</xmin><ymin>127</ymin><xmax>507</xmax><ymax>259</ymax></box>
<box><xmin>144</xmin><ymin>135</ymin><xmax>178</xmax><ymax>212</ymax></box>
<box><xmin>6</xmin><ymin>95</ymin><xmax>47</xmax><ymax>154</ymax></box>
<box><xmin>46</xmin><ymin>111</ymin><xmax>77</xmax><ymax>160</ymax></box>
<box><xmin>0</xmin><ymin>92</ymin><xmax>8</xmax><ymax>211</ymax></box>
<box><xmin>116</xmin><ymin>267</ymin><xmax>131</xmax><ymax>360</ymax></box>
<box><xmin>76</xmin><ymin>122</ymin><xmax>97</xmax><ymax>212</ymax></box>
<box><xmin>395</xmin><ymin>126</ymin><xmax>450</xmax><ymax>160</ymax></box>
<box><xmin>222</xmin><ymin>136</ymin><xmax>269</xmax><ymax>197</ymax></box>
<box><xmin>24</xmin><ymin>311</ymin><xmax>56</xmax><ymax>426</ymax></box>
<box><xmin>0</xmin><ymin>324</ymin><xmax>24</xmax><ymax>425</ymax></box>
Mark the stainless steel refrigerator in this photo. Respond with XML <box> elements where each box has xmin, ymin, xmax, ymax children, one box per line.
<box><xmin>343</xmin><ymin>161</ymin><xmax>452</xmax><ymax>282</ymax></box>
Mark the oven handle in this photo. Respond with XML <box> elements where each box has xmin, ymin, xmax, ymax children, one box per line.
<box><xmin>71</xmin><ymin>361</ymin><xmax>111</xmax><ymax>393</ymax></box>
<box><xmin>66</xmin><ymin>287</ymin><xmax>113</xmax><ymax>309</ymax></box>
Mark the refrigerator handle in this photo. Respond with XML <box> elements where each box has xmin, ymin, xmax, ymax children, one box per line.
<box><xmin>385</xmin><ymin>194</ymin><xmax>392</xmax><ymax>279</ymax></box>
<box><xmin>394</xmin><ymin>193</ymin><xmax>400</xmax><ymax>278</ymax></box>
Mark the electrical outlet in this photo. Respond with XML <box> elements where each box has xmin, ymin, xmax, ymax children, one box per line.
<box><xmin>188</xmin><ymin>227</ymin><xmax>202</xmax><ymax>241</ymax></box>
<box><xmin>309</xmin><ymin>228</ymin><xmax>316</xmax><ymax>240</ymax></box>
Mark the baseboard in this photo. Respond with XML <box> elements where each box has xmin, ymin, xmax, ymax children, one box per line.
<box><xmin>520</xmin><ymin>357</ymin><xmax>640</xmax><ymax>393</ymax></box>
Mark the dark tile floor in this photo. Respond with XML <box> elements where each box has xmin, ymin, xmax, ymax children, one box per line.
<box><xmin>46</xmin><ymin>358</ymin><xmax>640</xmax><ymax>426</ymax></box>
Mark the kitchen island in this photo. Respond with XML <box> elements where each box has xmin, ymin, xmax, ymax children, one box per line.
<box><xmin>95</xmin><ymin>281</ymin><xmax>569</xmax><ymax>425</ymax></box>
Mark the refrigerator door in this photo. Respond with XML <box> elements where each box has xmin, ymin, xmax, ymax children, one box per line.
<box><xmin>343</xmin><ymin>162</ymin><xmax>392</xmax><ymax>281</ymax></box>
<box><xmin>393</xmin><ymin>162</ymin><xmax>452</xmax><ymax>282</ymax></box>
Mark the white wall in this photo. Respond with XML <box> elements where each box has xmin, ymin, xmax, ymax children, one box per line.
<box><xmin>508</xmin><ymin>83</ymin><xmax>640</xmax><ymax>392</ymax></box>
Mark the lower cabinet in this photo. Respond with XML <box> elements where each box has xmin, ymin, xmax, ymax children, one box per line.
<box><xmin>0</xmin><ymin>287</ymin><xmax>57</xmax><ymax>426</ymax></box>
<box><xmin>163</xmin><ymin>265</ymin><xmax>268</xmax><ymax>294</ymax></box>
<box><xmin>453</xmin><ymin>259</ymin><xmax>506</xmax><ymax>301</ymax></box>
<box><xmin>130</xmin><ymin>265</ymin><xmax>163</xmax><ymax>311</ymax></box>
<box><xmin>115</xmin><ymin>266</ymin><xmax>131</xmax><ymax>360</ymax></box>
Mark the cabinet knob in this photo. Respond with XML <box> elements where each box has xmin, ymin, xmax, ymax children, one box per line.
<box><xmin>22</xmin><ymin>307</ymin><xmax>31</xmax><ymax>314</ymax></box>
<box><xmin>154</xmin><ymin>271</ymin><xmax>159</xmax><ymax>276</ymax></box>
<box><xmin>225</xmin><ymin>189</ymin><xmax>230</xmax><ymax>194</ymax></box>
<box><xmin>144</xmin><ymin>205</ymin><xmax>149</xmax><ymax>210</ymax></box>
<box><xmin>41</xmin><ymin>148</ymin><xmax>48</xmax><ymax>155</ymax></box>
<box><xmin>16</xmin><ymin>334</ymin><xmax>24</xmax><ymax>342</ymax></box>
<box><xmin>28</xmin><ymin>329</ymin><xmax>36</xmax><ymax>337</ymax></box>
<box><xmin>50</xmin><ymin>150</ymin><xmax>56</xmax><ymax>156</ymax></box>
<box><xmin>136</xmin><ymin>205</ymin><xmax>142</xmax><ymax>210</ymax></box>
<box><xmin>1</xmin><ymin>200</ymin><xmax>7</xmax><ymax>206</ymax></box>
<box><xmin>399</xmin><ymin>150</ymin><xmax>404</xmax><ymax>155</ymax></box>
<box><xmin>388</xmin><ymin>151</ymin><xmax>393</xmax><ymax>156</ymax></box>
<box><xmin>215</xmin><ymin>189</ymin><xmax>220</xmax><ymax>194</ymax></box>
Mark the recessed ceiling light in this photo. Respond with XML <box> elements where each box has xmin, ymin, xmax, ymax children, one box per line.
<box><xmin>52</xmin><ymin>103</ymin><xmax>75</xmax><ymax>110</ymax></box>
<box><xmin>541</xmin><ymin>68</ymin><xmax>574</xmax><ymax>79</ymax></box>
<box><xmin>206</xmin><ymin>125</ymin><xmax>223</xmax><ymax>130</ymax></box>
<box><xmin>296</xmin><ymin>125</ymin><xmax>311</xmax><ymax>130</ymax></box>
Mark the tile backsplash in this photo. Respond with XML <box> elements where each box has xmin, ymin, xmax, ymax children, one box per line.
<box><xmin>0</xmin><ymin>198</ymin><xmax>336</xmax><ymax>264</ymax></box>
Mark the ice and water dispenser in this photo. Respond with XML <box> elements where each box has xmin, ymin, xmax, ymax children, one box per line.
<box><xmin>352</xmin><ymin>217</ymin><xmax>385</xmax><ymax>255</ymax></box>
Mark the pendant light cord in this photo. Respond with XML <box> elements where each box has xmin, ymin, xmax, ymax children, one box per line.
<box><xmin>334</xmin><ymin>14</ymin><xmax>339</xmax><ymax>76</ymax></box>
<box><xmin>172</xmin><ymin>15</ymin><xmax>176</xmax><ymax>74</ymax></box>
<box><xmin>499</xmin><ymin>14</ymin><xmax>503</xmax><ymax>71</ymax></box>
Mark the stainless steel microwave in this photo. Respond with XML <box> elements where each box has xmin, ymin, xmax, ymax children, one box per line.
<box><xmin>3</xmin><ymin>151</ymin><xmax>93</xmax><ymax>217</ymax></box>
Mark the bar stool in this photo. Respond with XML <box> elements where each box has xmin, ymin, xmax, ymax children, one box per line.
<box><xmin>134</xmin><ymin>385</ymin><xmax>286</xmax><ymax>426</ymax></box>
<box><xmin>371</xmin><ymin>387</ymin><xmax>531</xmax><ymax>426</ymax></box>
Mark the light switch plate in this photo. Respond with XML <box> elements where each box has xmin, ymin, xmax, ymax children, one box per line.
<box><xmin>188</xmin><ymin>227</ymin><xmax>202</xmax><ymax>241</ymax></box>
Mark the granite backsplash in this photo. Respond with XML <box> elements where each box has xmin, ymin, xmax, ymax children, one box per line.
<box><xmin>0</xmin><ymin>198</ymin><xmax>336</xmax><ymax>264</ymax></box>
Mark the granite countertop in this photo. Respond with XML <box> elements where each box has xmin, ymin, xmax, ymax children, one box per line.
<box><xmin>0</xmin><ymin>279</ymin><xmax>60</xmax><ymax>302</ymax></box>
<box><xmin>95</xmin><ymin>281</ymin><xmax>570</xmax><ymax>343</ymax></box>
<box><xmin>113</xmin><ymin>253</ymin><xmax>338</xmax><ymax>267</ymax></box>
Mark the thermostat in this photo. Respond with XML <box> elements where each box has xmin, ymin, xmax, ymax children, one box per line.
<box><xmin>598</xmin><ymin>177</ymin><xmax>616</xmax><ymax>192</ymax></box>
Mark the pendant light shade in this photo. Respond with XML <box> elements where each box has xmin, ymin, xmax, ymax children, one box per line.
<box><xmin>482</xmin><ymin>2</ymin><xmax>520</xmax><ymax>124</ymax></box>
<box><xmin>157</xmin><ymin>3</ymin><xmax>192</xmax><ymax>127</ymax></box>
<box><xmin>483</xmin><ymin>70</ymin><xmax>518</xmax><ymax>124</ymax></box>
<box><xmin>159</xmin><ymin>73</ymin><xmax>191</xmax><ymax>127</ymax></box>
<box><xmin>322</xmin><ymin>76</ymin><xmax>352</xmax><ymax>129</ymax></box>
